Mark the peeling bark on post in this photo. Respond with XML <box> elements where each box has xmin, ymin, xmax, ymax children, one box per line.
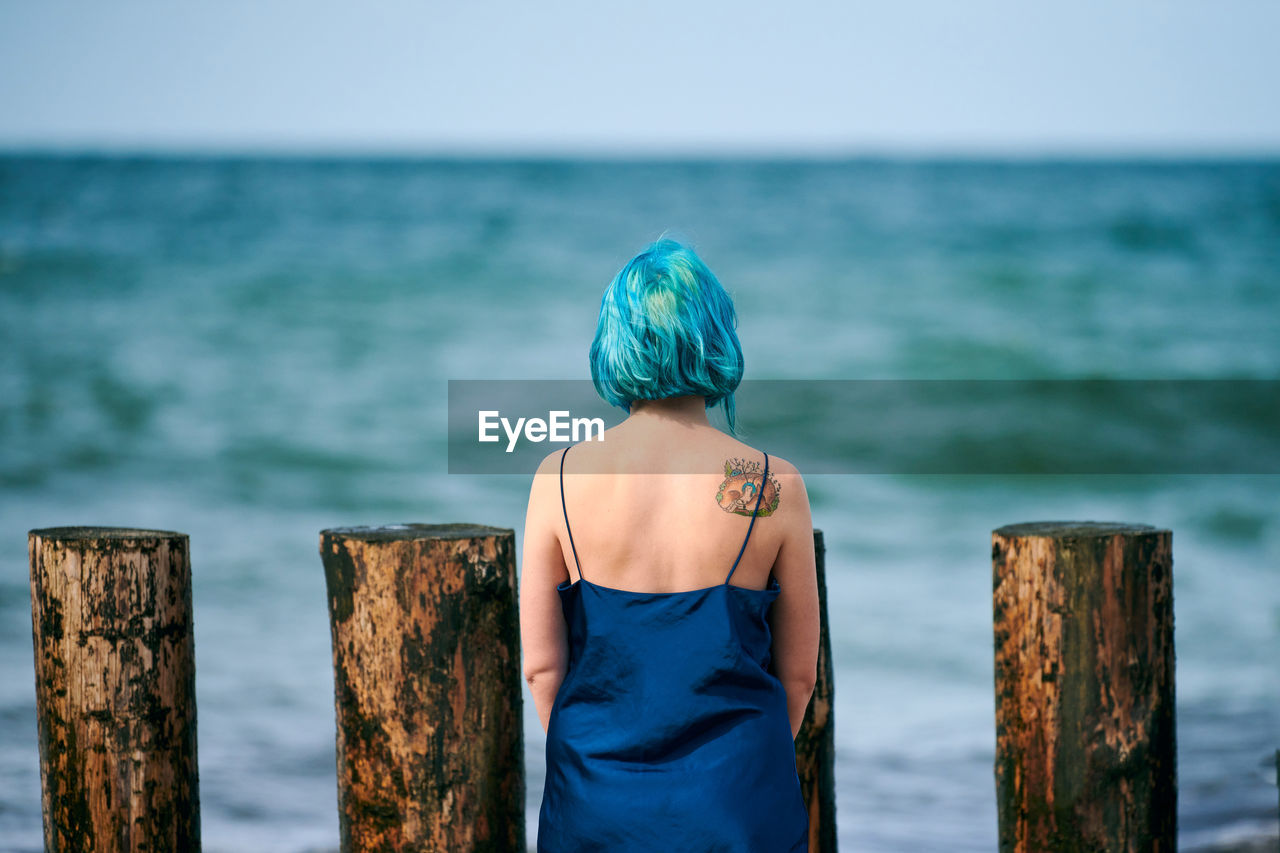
<box><xmin>28</xmin><ymin>526</ymin><xmax>201</xmax><ymax>853</ymax></box>
<box><xmin>794</xmin><ymin>529</ymin><xmax>836</xmax><ymax>853</ymax></box>
<box><xmin>320</xmin><ymin>524</ymin><xmax>524</xmax><ymax>853</ymax></box>
<box><xmin>992</xmin><ymin>521</ymin><xmax>1176</xmax><ymax>853</ymax></box>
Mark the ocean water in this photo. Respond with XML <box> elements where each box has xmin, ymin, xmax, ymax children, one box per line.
<box><xmin>1</xmin><ymin>153</ymin><xmax>1277</xmax><ymax>851</ymax></box>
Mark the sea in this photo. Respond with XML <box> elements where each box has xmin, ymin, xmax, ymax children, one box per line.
<box><xmin>0</xmin><ymin>153</ymin><xmax>1277</xmax><ymax>851</ymax></box>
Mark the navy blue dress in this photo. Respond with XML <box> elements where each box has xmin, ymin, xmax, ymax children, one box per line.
<box><xmin>537</xmin><ymin>449</ymin><xmax>809</xmax><ymax>852</ymax></box>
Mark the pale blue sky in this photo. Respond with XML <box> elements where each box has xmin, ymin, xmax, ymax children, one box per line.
<box><xmin>2</xmin><ymin>0</ymin><xmax>1277</xmax><ymax>155</ymax></box>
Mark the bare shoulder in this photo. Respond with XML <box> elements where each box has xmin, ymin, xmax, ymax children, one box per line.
<box><xmin>534</xmin><ymin>447</ymin><xmax>566</xmax><ymax>477</ymax></box>
<box><xmin>526</xmin><ymin>447</ymin><xmax>568</xmax><ymax>514</ymax></box>
<box><xmin>763</xmin><ymin>453</ymin><xmax>802</xmax><ymax>479</ymax></box>
<box><xmin>763</xmin><ymin>454</ymin><xmax>810</xmax><ymax>519</ymax></box>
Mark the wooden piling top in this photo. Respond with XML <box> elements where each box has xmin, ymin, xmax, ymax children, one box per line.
<box><xmin>29</xmin><ymin>526</ymin><xmax>187</xmax><ymax>541</ymax></box>
<box><xmin>991</xmin><ymin>519</ymin><xmax>1176</xmax><ymax>851</ymax></box>
<box><xmin>28</xmin><ymin>522</ymin><xmax>200</xmax><ymax>851</ymax></box>
<box><xmin>320</xmin><ymin>523</ymin><xmax>512</xmax><ymax>543</ymax></box>
<box><xmin>994</xmin><ymin>520</ymin><xmax>1169</xmax><ymax>539</ymax></box>
<box><xmin>320</xmin><ymin>521</ymin><xmax>523</xmax><ymax>851</ymax></box>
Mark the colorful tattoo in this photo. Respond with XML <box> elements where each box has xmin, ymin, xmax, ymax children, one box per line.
<box><xmin>715</xmin><ymin>458</ymin><xmax>781</xmax><ymax>517</ymax></box>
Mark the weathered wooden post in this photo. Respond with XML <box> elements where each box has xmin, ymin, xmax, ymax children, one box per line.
<box><xmin>320</xmin><ymin>524</ymin><xmax>525</xmax><ymax>853</ymax></box>
<box><xmin>992</xmin><ymin>521</ymin><xmax>1176</xmax><ymax>852</ymax></box>
<box><xmin>795</xmin><ymin>528</ymin><xmax>837</xmax><ymax>852</ymax></box>
<box><xmin>28</xmin><ymin>526</ymin><xmax>201</xmax><ymax>852</ymax></box>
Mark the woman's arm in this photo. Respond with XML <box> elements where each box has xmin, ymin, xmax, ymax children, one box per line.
<box><xmin>768</xmin><ymin>460</ymin><xmax>820</xmax><ymax>739</ymax></box>
<box><xmin>519</xmin><ymin>450</ymin><xmax>572</xmax><ymax>733</ymax></box>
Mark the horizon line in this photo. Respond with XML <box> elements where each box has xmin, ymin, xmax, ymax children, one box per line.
<box><xmin>2</xmin><ymin>140</ymin><xmax>1279</xmax><ymax>164</ymax></box>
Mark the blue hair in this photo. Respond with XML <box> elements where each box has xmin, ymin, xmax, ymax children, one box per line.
<box><xmin>589</xmin><ymin>238</ymin><xmax>745</xmax><ymax>432</ymax></box>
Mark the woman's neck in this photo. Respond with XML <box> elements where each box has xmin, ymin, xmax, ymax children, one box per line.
<box><xmin>623</xmin><ymin>395</ymin><xmax>711</xmax><ymax>430</ymax></box>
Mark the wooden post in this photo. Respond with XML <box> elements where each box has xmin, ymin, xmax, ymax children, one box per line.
<box><xmin>795</xmin><ymin>529</ymin><xmax>837</xmax><ymax>853</ymax></box>
<box><xmin>28</xmin><ymin>526</ymin><xmax>201</xmax><ymax>852</ymax></box>
<box><xmin>319</xmin><ymin>524</ymin><xmax>524</xmax><ymax>853</ymax></box>
<box><xmin>992</xmin><ymin>521</ymin><xmax>1176</xmax><ymax>852</ymax></box>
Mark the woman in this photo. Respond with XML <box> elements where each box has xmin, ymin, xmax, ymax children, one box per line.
<box><xmin>520</xmin><ymin>237</ymin><xmax>819</xmax><ymax>851</ymax></box>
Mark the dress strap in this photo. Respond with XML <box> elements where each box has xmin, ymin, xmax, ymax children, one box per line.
<box><xmin>725</xmin><ymin>452</ymin><xmax>769</xmax><ymax>585</ymax></box>
<box><xmin>559</xmin><ymin>446</ymin><xmax>584</xmax><ymax>582</ymax></box>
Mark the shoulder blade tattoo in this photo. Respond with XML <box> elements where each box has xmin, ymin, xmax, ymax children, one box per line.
<box><xmin>714</xmin><ymin>457</ymin><xmax>781</xmax><ymax>517</ymax></box>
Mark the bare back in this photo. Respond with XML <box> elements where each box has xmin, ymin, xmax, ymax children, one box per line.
<box><xmin>556</xmin><ymin>430</ymin><xmax>786</xmax><ymax>594</ymax></box>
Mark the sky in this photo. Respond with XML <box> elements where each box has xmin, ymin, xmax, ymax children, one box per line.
<box><xmin>1</xmin><ymin>0</ymin><xmax>1278</xmax><ymax>156</ymax></box>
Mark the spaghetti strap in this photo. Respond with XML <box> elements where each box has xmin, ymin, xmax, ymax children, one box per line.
<box><xmin>559</xmin><ymin>446</ymin><xmax>584</xmax><ymax>582</ymax></box>
<box><xmin>725</xmin><ymin>452</ymin><xmax>769</xmax><ymax>585</ymax></box>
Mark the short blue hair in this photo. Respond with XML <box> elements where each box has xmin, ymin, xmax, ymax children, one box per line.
<box><xmin>589</xmin><ymin>238</ymin><xmax>744</xmax><ymax>432</ymax></box>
